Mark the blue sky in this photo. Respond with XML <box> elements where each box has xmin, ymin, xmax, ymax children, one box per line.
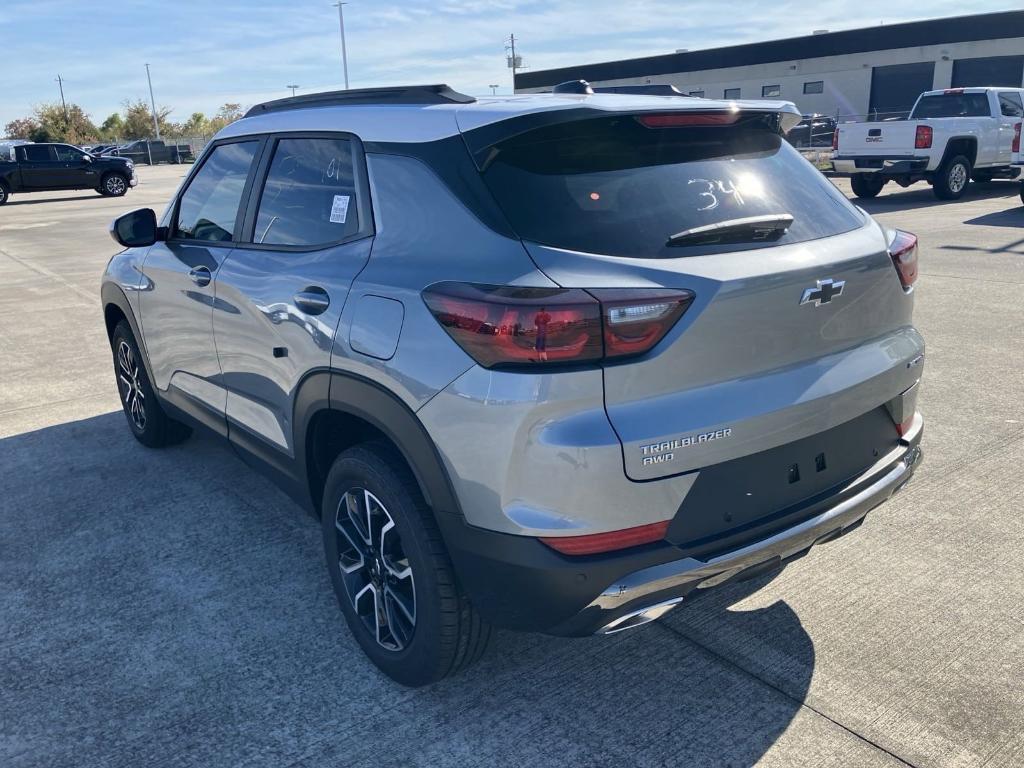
<box><xmin>0</xmin><ymin>1</ymin><xmax>1013</xmax><ymax>129</ymax></box>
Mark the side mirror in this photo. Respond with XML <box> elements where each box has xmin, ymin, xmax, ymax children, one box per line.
<box><xmin>81</xmin><ymin>154</ymin><xmax>93</xmax><ymax>163</ymax></box>
<box><xmin>110</xmin><ymin>208</ymin><xmax>163</xmax><ymax>248</ymax></box>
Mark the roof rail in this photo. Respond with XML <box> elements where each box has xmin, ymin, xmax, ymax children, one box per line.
<box><xmin>594</xmin><ymin>84</ymin><xmax>689</xmax><ymax>97</ymax></box>
<box><xmin>244</xmin><ymin>84</ymin><xmax>476</xmax><ymax>117</ymax></box>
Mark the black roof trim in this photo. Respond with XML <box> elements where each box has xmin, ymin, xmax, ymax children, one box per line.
<box><xmin>516</xmin><ymin>10</ymin><xmax>1024</xmax><ymax>89</ymax></box>
<box><xmin>594</xmin><ymin>84</ymin><xmax>689</xmax><ymax>97</ymax></box>
<box><xmin>245</xmin><ymin>84</ymin><xmax>475</xmax><ymax>117</ymax></box>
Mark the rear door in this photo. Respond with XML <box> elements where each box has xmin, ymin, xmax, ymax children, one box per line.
<box><xmin>477</xmin><ymin>111</ymin><xmax>921</xmax><ymax>481</ymax></box>
<box><xmin>213</xmin><ymin>133</ymin><xmax>373</xmax><ymax>459</ymax></box>
<box><xmin>15</xmin><ymin>144</ymin><xmax>61</xmax><ymax>188</ymax></box>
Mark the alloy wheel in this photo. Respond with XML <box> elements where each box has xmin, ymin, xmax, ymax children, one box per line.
<box><xmin>117</xmin><ymin>340</ymin><xmax>146</xmax><ymax>430</ymax></box>
<box><xmin>949</xmin><ymin>164</ymin><xmax>967</xmax><ymax>194</ymax></box>
<box><xmin>106</xmin><ymin>176</ymin><xmax>126</xmax><ymax>195</ymax></box>
<box><xmin>334</xmin><ymin>488</ymin><xmax>416</xmax><ymax>651</ymax></box>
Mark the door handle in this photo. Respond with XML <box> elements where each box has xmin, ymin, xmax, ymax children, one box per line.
<box><xmin>294</xmin><ymin>286</ymin><xmax>330</xmax><ymax>315</ymax></box>
<box><xmin>188</xmin><ymin>266</ymin><xmax>212</xmax><ymax>287</ymax></box>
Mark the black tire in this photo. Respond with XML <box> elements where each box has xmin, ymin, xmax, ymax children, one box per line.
<box><xmin>110</xmin><ymin>321</ymin><xmax>191</xmax><ymax>448</ymax></box>
<box><xmin>934</xmin><ymin>155</ymin><xmax>972</xmax><ymax>200</ymax></box>
<box><xmin>850</xmin><ymin>174</ymin><xmax>884</xmax><ymax>199</ymax></box>
<box><xmin>321</xmin><ymin>441</ymin><xmax>491</xmax><ymax>687</ymax></box>
<box><xmin>1020</xmin><ymin>184</ymin><xmax>1024</xmax><ymax>206</ymax></box>
<box><xmin>99</xmin><ymin>172</ymin><xmax>129</xmax><ymax>197</ymax></box>
<box><xmin>0</xmin><ymin>181</ymin><xmax>9</xmax><ymax>206</ymax></box>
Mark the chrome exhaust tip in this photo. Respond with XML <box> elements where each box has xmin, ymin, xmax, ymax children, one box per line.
<box><xmin>596</xmin><ymin>597</ymin><xmax>683</xmax><ymax>635</ymax></box>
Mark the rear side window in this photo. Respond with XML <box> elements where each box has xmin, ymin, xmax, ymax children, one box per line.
<box><xmin>911</xmin><ymin>93</ymin><xmax>990</xmax><ymax>118</ymax></box>
<box><xmin>253</xmin><ymin>137</ymin><xmax>361</xmax><ymax>247</ymax></box>
<box><xmin>20</xmin><ymin>145</ymin><xmax>53</xmax><ymax>162</ymax></box>
<box><xmin>175</xmin><ymin>141</ymin><xmax>259</xmax><ymax>242</ymax></box>
<box><xmin>479</xmin><ymin>114</ymin><xmax>864</xmax><ymax>258</ymax></box>
<box><xmin>999</xmin><ymin>92</ymin><xmax>1023</xmax><ymax>117</ymax></box>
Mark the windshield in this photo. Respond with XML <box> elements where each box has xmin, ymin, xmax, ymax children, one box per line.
<box><xmin>911</xmin><ymin>93</ymin><xmax>990</xmax><ymax>119</ymax></box>
<box><xmin>479</xmin><ymin>114</ymin><xmax>863</xmax><ymax>258</ymax></box>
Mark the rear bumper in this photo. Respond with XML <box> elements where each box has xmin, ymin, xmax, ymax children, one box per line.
<box><xmin>440</xmin><ymin>416</ymin><xmax>923</xmax><ymax>636</ymax></box>
<box><xmin>832</xmin><ymin>156</ymin><xmax>930</xmax><ymax>175</ymax></box>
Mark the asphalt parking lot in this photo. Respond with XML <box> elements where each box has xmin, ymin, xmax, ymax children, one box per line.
<box><xmin>2</xmin><ymin>164</ymin><xmax>1023</xmax><ymax>767</ymax></box>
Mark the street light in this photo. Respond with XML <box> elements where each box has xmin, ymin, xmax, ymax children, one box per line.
<box><xmin>286</xmin><ymin>84</ymin><xmax>300</xmax><ymax>97</ymax></box>
<box><xmin>144</xmin><ymin>63</ymin><xmax>160</xmax><ymax>140</ymax></box>
<box><xmin>332</xmin><ymin>2</ymin><xmax>350</xmax><ymax>89</ymax></box>
<box><xmin>489</xmin><ymin>84</ymin><xmax>499</xmax><ymax>95</ymax></box>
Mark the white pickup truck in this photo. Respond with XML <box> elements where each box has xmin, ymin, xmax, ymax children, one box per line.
<box><xmin>833</xmin><ymin>87</ymin><xmax>1024</xmax><ymax>200</ymax></box>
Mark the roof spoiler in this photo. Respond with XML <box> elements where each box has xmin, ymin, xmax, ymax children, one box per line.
<box><xmin>244</xmin><ymin>84</ymin><xmax>476</xmax><ymax>118</ymax></box>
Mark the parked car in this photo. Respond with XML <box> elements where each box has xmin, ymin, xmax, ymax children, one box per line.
<box><xmin>833</xmin><ymin>86</ymin><xmax>1024</xmax><ymax>199</ymax></box>
<box><xmin>0</xmin><ymin>142</ymin><xmax>136</xmax><ymax>204</ymax></box>
<box><xmin>102</xmin><ymin>84</ymin><xmax>924</xmax><ymax>686</ymax></box>
<box><xmin>116</xmin><ymin>139</ymin><xmax>194</xmax><ymax>164</ymax></box>
<box><xmin>86</xmin><ymin>144</ymin><xmax>118</xmax><ymax>156</ymax></box>
<box><xmin>789</xmin><ymin>113</ymin><xmax>837</xmax><ymax>147</ymax></box>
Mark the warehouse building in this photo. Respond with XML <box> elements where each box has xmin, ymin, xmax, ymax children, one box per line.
<box><xmin>515</xmin><ymin>10</ymin><xmax>1024</xmax><ymax>120</ymax></box>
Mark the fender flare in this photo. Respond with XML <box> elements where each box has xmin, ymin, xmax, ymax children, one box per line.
<box><xmin>295</xmin><ymin>370</ymin><xmax>465</xmax><ymax>521</ymax></box>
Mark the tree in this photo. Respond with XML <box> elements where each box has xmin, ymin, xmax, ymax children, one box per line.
<box><xmin>204</xmin><ymin>103</ymin><xmax>244</xmax><ymax>134</ymax></box>
<box><xmin>121</xmin><ymin>99</ymin><xmax>173</xmax><ymax>139</ymax></box>
<box><xmin>4</xmin><ymin>117</ymin><xmax>39</xmax><ymax>140</ymax></box>
<box><xmin>100</xmin><ymin>113</ymin><xmax>124</xmax><ymax>140</ymax></box>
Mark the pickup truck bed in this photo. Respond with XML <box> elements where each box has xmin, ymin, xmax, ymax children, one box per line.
<box><xmin>833</xmin><ymin>87</ymin><xmax>1024</xmax><ymax>200</ymax></box>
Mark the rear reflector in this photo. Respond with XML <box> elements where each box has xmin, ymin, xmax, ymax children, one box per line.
<box><xmin>540</xmin><ymin>520</ymin><xmax>670</xmax><ymax>556</ymax></box>
<box><xmin>422</xmin><ymin>283</ymin><xmax>694</xmax><ymax>369</ymax></box>
<box><xmin>915</xmin><ymin>125</ymin><xmax>933</xmax><ymax>149</ymax></box>
<box><xmin>636</xmin><ymin>112</ymin><xmax>738</xmax><ymax>128</ymax></box>
<box><xmin>1013</xmin><ymin>122</ymin><xmax>1021</xmax><ymax>154</ymax></box>
<box><xmin>888</xmin><ymin>230</ymin><xmax>919</xmax><ymax>289</ymax></box>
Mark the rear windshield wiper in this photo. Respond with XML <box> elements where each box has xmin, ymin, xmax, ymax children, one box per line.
<box><xmin>666</xmin><ymin>214</ymin><xmax>794</xmax><ymax>247</ymax></box>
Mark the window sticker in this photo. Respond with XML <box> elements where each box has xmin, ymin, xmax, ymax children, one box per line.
<box><xmin>330</xmin><ymin>194</ymin><xmax>350</xmax><ymax>224</ymax></box>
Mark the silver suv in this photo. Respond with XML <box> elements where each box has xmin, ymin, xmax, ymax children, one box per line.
<box><xmin>102</xmin><ymin>84</ymin><xmax>924</xmax><ymax>686</ymax></box>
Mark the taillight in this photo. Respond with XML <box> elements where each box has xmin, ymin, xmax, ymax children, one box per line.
<box><xmin>636</xmin><ymin>112</ymin><xmax>738</xmax><ymax>128</ymax></box>
<box><xmin>832</xmin><ymin>128</ymin><xmax>839</xmax><ymax>151</ymax></box>
<box><xmin>422</xmin><ymin>283</ymin><xmax>694</xmax><ymax>369</ymax></box>
<box><xmin>540</xmin><ymin>520</ymin><xmax>670</xmax><ymax>556</ymax></box>
<box><xmin>915</xmin><ymin>125</ymin><xmax>932</xmax><ymax>149</ymax></box>
<box><xmin>1013</xmin><ymin>122</ymin><xmax>1021</xmax><ymax>153</ymax></box>
<box><xmin>888</xmin><ymin>230</ymin><xmax>918</xmax><ymax>289</ymax></box>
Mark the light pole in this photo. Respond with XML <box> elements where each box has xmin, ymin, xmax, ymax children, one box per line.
<box><xmin>489</xmin><ymin>84</ymin><xmax>499</xmax><ymax>95</ymax></box>
<box><xmin>287</xmin><ymin>84</ymin><xmax>299</xmax><ymax>97</ymax></box>
<box><xmin>145</xmin><ymin>63</ymin><xmax>161</xmax><ymax>140</ymax></box>
<box><xmin>55</xmin><ymin>74</ymin><xmax>69</xmax><ymax>129</ymax></box>
<box><xmin>333</xmin><ymin>2</ymin><xmax>350</xmax><ymax>89</ymax></box>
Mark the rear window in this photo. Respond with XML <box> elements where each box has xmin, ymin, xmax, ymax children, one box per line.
<box><xmin>911</xmin><ymin>93</ymin><xmax>990</xmax><ymax>119</ymax></box>
<box><xmin>479</xmin><ymin>114</ymin><xmax>863</xmax><ymax>258</ymax></box>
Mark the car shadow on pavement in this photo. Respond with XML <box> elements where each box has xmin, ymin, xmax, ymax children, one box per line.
<box><xmin>0</xmin><ymin>412</ymin><xmax>813</xmax><ymax>768</ymax></box>
<box><xmin>848</xmin><ymin>181</ymin><xmax>1019</xmax><ymax>214</ymax></box>
<box><xmin>3</xmin><ymin>194</ymin><xmax>107</xmax><ymax>206</ymax></box>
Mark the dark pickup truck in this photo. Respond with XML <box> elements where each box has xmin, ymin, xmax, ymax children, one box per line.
<box><xmin>115</xmin><ymin>139</ymin><xmax>194</xmax><ymax>165</ymax></box>
<box><xmin>0</xmin><ymin>143</ymin><xmax>136</xmax><ymax>205</ymax></box>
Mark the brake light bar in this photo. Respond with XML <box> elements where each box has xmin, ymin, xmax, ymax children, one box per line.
<box><xmin>637</xmin><ymin>112</ymin><xmax>738</xmax><ymax>128</ymax></box>
<box><xmin>422</xmin><ymin>283</ymin><xmax>694</xmax><ymax>369</ymax></box>
<box><xmin>540</xmin><ymin>520</ymin><xmax>670</xmax><ymax>556</ymax></box>
<box><xmin>888</xmin><ymin>230</ymin><xmax>919</xmax><ymax>289</ymax></box>
<box><xmin>915</xmin><ymin>125</ymin><xmax>933</xmax><ymax>150</ymax></box>
<box><xmin>943</xmin><ymin>88</ymin><xmax>965</xmax><ymax>94</ymax></box>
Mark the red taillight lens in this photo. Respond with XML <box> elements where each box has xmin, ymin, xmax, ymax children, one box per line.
<box><xmin>832</xmin><ymin>128</ymin><xmax>839</xmax><ymax>151</ymax></box>
<box><xmin>540</xmin><ymin>520</ymin><xmax>670</xmax><ymax>556</ymax></box>
<box><xmin>915</xmin><ymin>125</ymin><xmax>932</xmax><ymax>149</ymax></box>
<box><xmin>1013</xmin><ymin>122</ymin><xmax>1021</xmax><ymax>153</ymax></box>
<box><xmin>637</xmin><ymin>112</ymin><xmax>738</xmax><ymax>128</ymax></box>
<box><xmin>422</xmin><ymin>283</ymin><xmax>694</xmax><ymax>369</ymax></box>
<box><xmin>888</xmin><ymin>230</ymin><xmax>919</xmax><ymax>289</ymax></box>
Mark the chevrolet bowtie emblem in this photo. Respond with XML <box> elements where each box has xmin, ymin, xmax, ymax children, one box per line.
<box><xmin>800</xmin><ymin>278</ymin><xmax>845</xmax><ymax>306</ymax></box>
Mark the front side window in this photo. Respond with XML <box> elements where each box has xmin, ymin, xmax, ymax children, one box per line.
<box><xmin>762</xmin><ymin>85</ymin><xmax>781</xmax><ymax>98</ymax></box>
<box><xmin>999</xmin><ymin>92</ymin><xmax>1023</xmax><ymax>117</ymax></box>
<box><xmin>54</xmin><ymin>145</ymin><xmax>86</xmax><ymax>161</ymax></box>
<box><xmin>724</xmin><ymin>88</ymin><xmax>741</xmax><ymax>99</ymax></box>
<box><xmin>175</xmin><ymin>141</ymin><xmax>259</xmax><ymax>242</ymax></box>
<box><xmin>253</xmin><ymin>137</ymin><xmax>361</xmax><ymax>247</ymax></box>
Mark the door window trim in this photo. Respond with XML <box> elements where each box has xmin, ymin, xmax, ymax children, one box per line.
<box><xmin>233</xmin><ymin>130</ymin><xmax>375</xmax><ymax>253</ymax></box>
<box><xmin>165</xmin><ymin>134</ymin><xmax>268</xmax><ymax>246</ymax></box>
